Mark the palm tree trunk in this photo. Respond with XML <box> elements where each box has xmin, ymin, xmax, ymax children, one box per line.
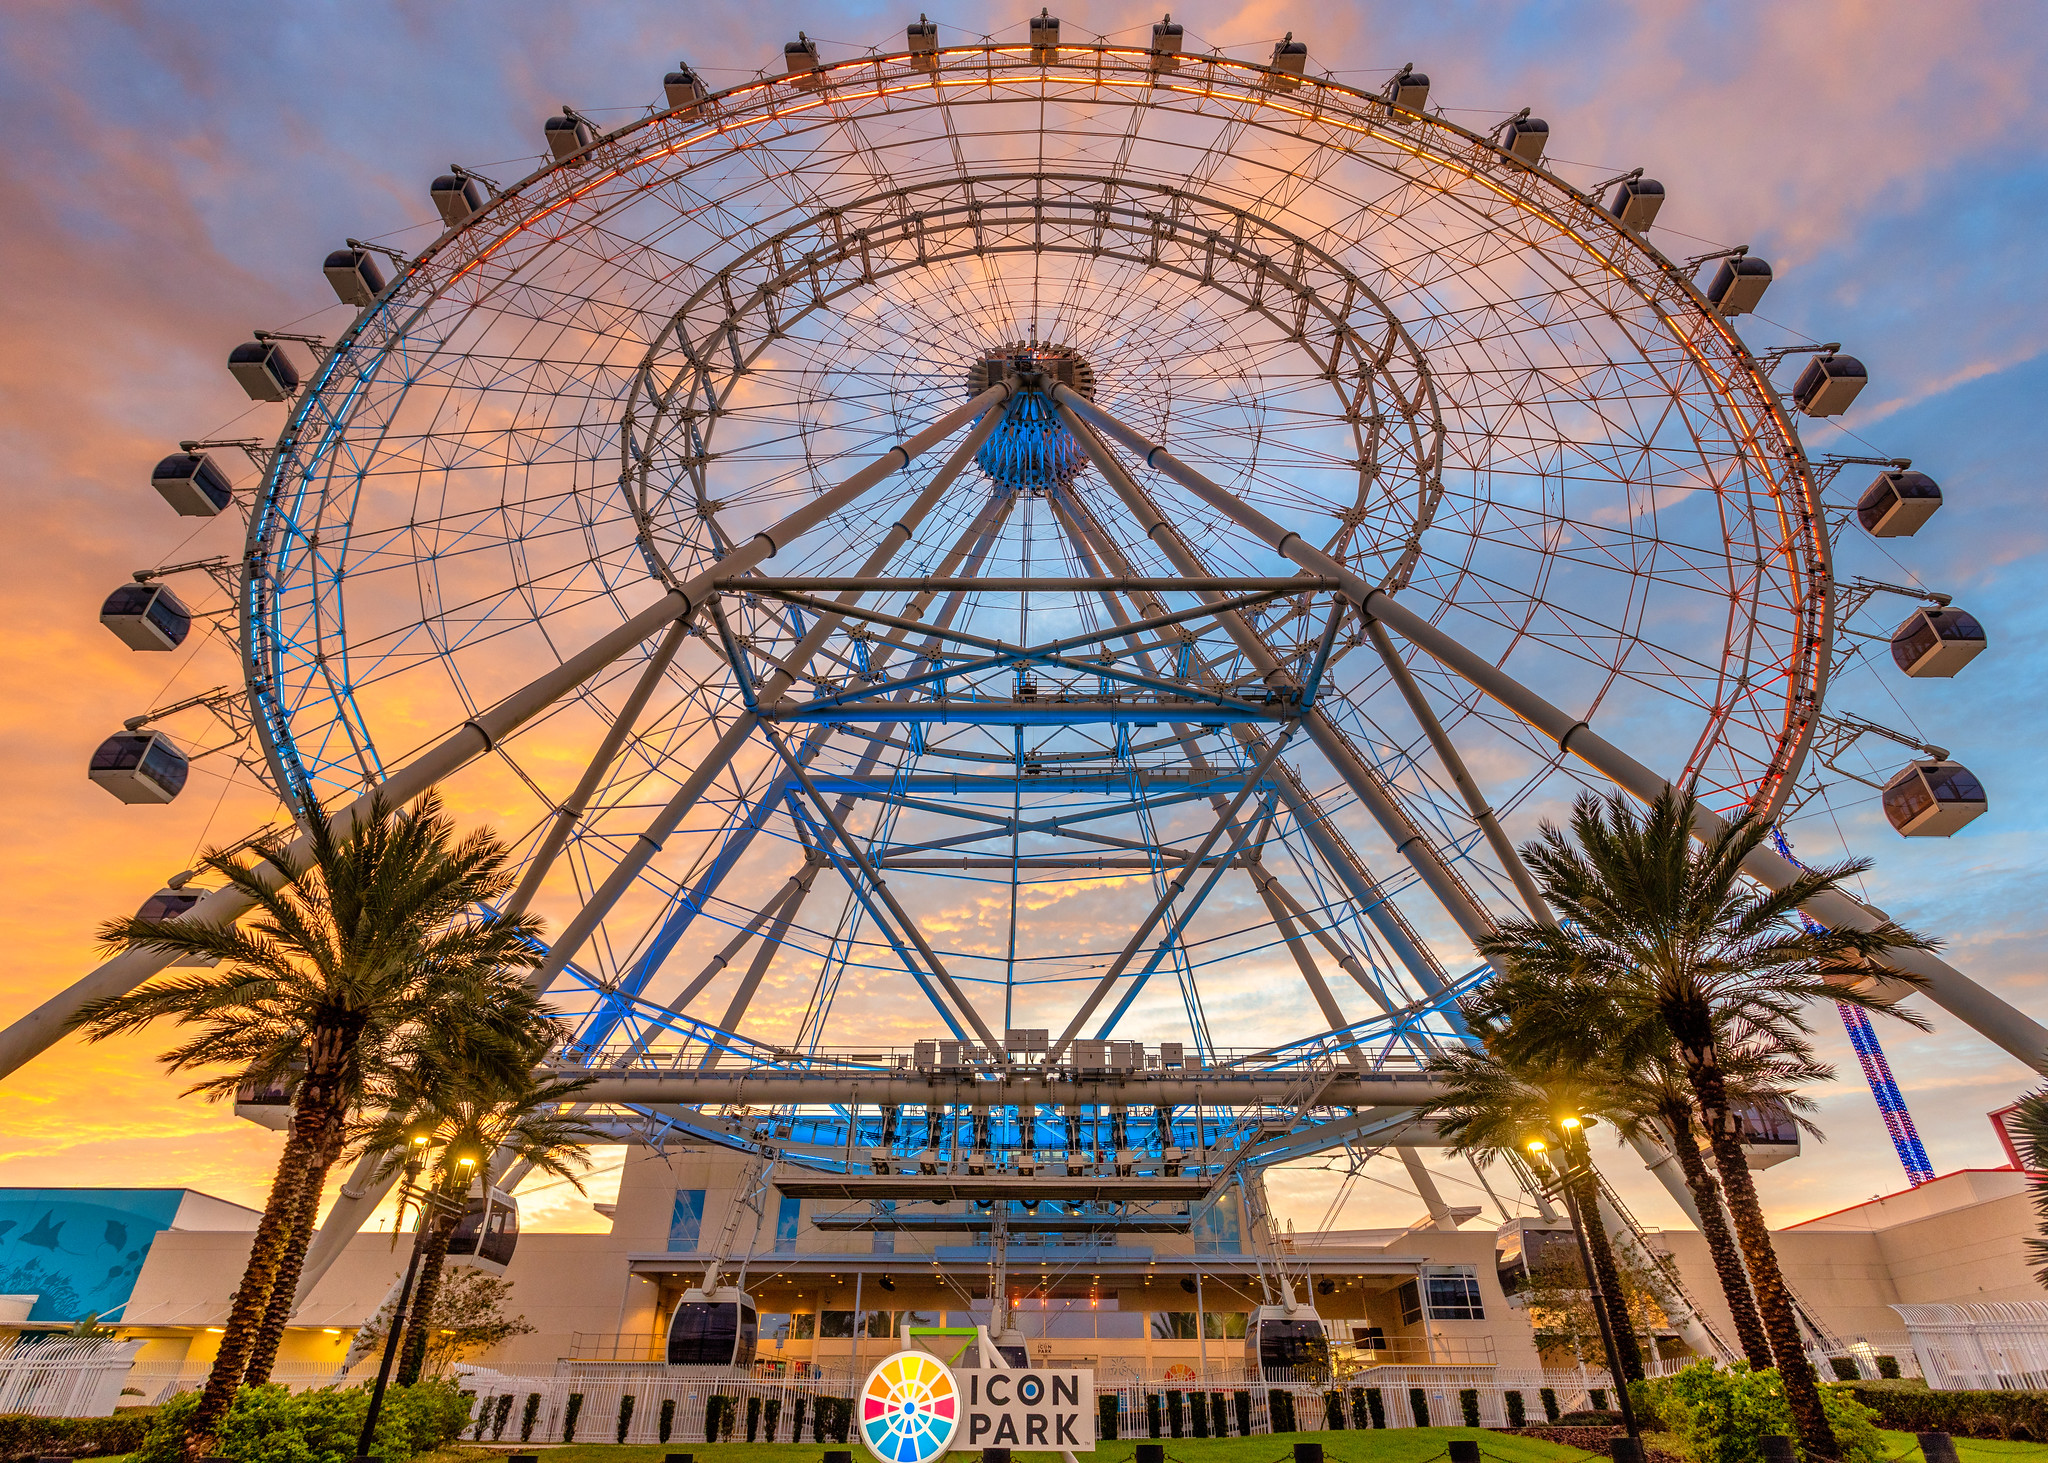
<box><xmin>1686</xmin><ymin>1051</ymin><xmax>1836</xmax><ymax>1458</ymax></box>
<box><xmin>1662</xmin><ymin>1106</ymin><xmax>1773</xmax><ymax>1369</ymax></box>
<box><xmin>1570</xmin><ymin>1168</ymin><xmax>1646</xmax><ymax>1385</ymax></box>
<box><xmin>396</xmin><ymin>1213</ymin><xmax>458</xmax><ymax>1385</ymax></box>
<box><xmin>243</xmin><ymin>1126</ymin><xmax>340</xmax><ymax>1384</ymax></box>
<box><xmin>181</xmin><ymin>1123</ymin><xmax>312</xmax><ymax>1459</ymax></box>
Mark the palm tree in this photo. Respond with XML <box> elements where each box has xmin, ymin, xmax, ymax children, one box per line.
<box><xmin>355</xmin><ymin>1043</ymin><xmax>601</xmax><ymax>1384</ymax></box>
<box><xmin>72</xmin><ymin>791</ymin><xmax>546</xmax><ymax>1456</ymax></box>
<box><xmin>2005</xmin><ymin>1088</ymin><xmax>2048</xmax><ymax>1288</ymax></box>
<box><xmin>1473</xmin><ymin>968</ymin><xmax>1828</xmax><ymax>1372</ymax></box>
<box><xmin>1426</xmin><ymin>1040</ymin><xmax>1648</xmax><ymax>1384</ymax></box>
<box><xmin>1478</xmin><ymin>786</ymin><xmax>1933</xmax><ymax>1459</ymax></box>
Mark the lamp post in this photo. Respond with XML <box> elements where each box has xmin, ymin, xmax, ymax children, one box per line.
<box><xmin>355</xmin><ymin>1144</ymin><xmax>472</xmax><ymax>1461</ymax></box>
<box><xmin>1526</xmin><ymin>1119</ymin><xmax>1643</xmax><ymax>1460</ymax></box>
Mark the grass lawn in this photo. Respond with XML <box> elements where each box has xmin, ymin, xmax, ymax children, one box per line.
<box><xmin>459</xmin><ymin>1434</ymin><xmax>1623</xmax><ymax>1463</ymax></box>
<box><xmin>444</xmin><ymin>1429</ymin><xmax>2048</xmax><ymax>1463</ymax></box>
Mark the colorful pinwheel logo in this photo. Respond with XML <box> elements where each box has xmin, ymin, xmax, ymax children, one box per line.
<box><xmin>859</xmin><ymin>1351</ymin><xmax>960</xmax><ymax>1463</ymax></box>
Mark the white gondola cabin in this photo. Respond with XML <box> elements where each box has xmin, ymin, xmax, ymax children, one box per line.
<box><xmin>323</xmin><ymin>247</ymin><xmax>386</xmax><ymax>308</ymax></box>
<box><xmin>448</xmin><ymin>1184</ymin><xmax>520</xmax><ymax>1271</ymax></box>
<box><xmin>1792</xmin><ymin>352</ymin><xmax>1866</xmax><ymax>417</ymax></box>
<box><xmin>664</xmin><ymin>64</ymin><xmax>709</xmax><ymax>113</ymax></box>
<box><xmin>89</xmin><ymin>730</ymin><xmax>190</xmax><ymax>804</ymax></box>
<box><xmin>431</xmin><ymin>174</ymin><xmax>486</xmax><ymax>227</ymax></box>
<box><xmin>1857</xmin><ymin>469</ymin><xmax>1942</xmax><ymax>537</ymax></box>
<box><xmin>1495</xmin><ymin>1218</ymin><xmax>1582</xmax><ymax>1300</ymax></box>
<box><xmin>228</xmin><ymin>340</ymin><xmax>299</xmax><ymax>402</ymax></box>
<box><xmin>101</xmin><ymin>583</ymin><xmax>192</xmax><ymax>651</ymax></box>
<box><xmin>909</xmin><ymin>18</ymin><xmax>939</xmax><ymax>71</ymax></box>
<box><xmin>1245</xmin><ymin>1304</ymin><xmax>1330</xmax><ymax>1379</ymax></box>
<box><xmin>545</xmin><ymin>114</ymin><xmax>594</xmax><ymax>163</ymax></box>
<box><xmin>1882</xmin><ymin>760</ymin><xmax>1987</xmax><ymax>837</ymax></box>
<box><xmin>1891</xmin><ymin>607</ymin><xmax>1986</xmax><ymax>678</ymax></box>
<box><xmin>1707</xmin><ymin>255</ymin><xmax>1772</xmax><ymax>316</ymax></box>
<box><xmin>1504</xmin><ymin>116</ymin><xmax>1548</xmax><ymax>162</ymax></box>
<box><xmin>666</xmin><ymin>1286</ymin><xmax>759</xmax><ymax>1367</ymax></box>
<box><xmin>151</xmin><ymin>451</ymin><xmax>234</xmax><ymax>517</ymax></box>
<box><xmin>1149</xmin><ymin>15</ymin><xmax>1182</xmax><ymax>70</ymax></box>
<box><xmin>1733</xmin><ymin>1097</ymin><xmax>1801</xmax><ymax>1169</ymax></box>
<box><xmin>1389</xmin><ymin>66</ymin><xmax>1430</xmax><ymax>114</ymax></box>
<box><xmin>1608</xmin><ymin>177</ymin><xmax>1665</xmax><ymax>230</ymax></box>
<box><xmin>135</xmin><ymin>884</ymin><xmax>220</xmax><ymax>966</ymax></box>
<box><xmin>1265</xmin><ymin>32</ymin><xmax>1305</xmax><ymax>90</ymax></box>
<box><xmin>784</xmin><ymin>34</ymin><xmax>822</xmax><ymax>89</ymax></box>
<box><xmin>1030</xmin><ymin>10</ymin><xmax>1061</xmax><ymax>63</ymax></box>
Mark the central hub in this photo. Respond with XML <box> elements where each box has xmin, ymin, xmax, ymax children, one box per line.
<box><xmin>965</xmin><ymin>342</ymin><xmax>1096</xmax><ymax>492</ymax></box>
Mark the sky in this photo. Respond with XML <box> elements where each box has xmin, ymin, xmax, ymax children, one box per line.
<box><xmin>1</xmin><ymin>0</ymin><xmax>2047</xmax><ymax>1247</ymax></box>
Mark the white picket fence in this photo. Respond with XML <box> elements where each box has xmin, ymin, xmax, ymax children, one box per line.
<box><xmin>1896</xmin><ymin>1302</ymin><xmax>2048</xmax><ymax>1389</ymax></box>
<box><xmin>451</xmin><ymin>1363</ymin><xmax>1623</xmax><ymax>1445</ymax></box>
<box><xmin>0</xmin><ymin>1338</ymin><xmax>144</xmax><ymax>1418</ymax></box>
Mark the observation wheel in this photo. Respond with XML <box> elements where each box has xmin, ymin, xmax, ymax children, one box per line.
<box><xmin>43</xmin><ymin>18</ymin><xmax>2045</xmax><ymax>1250</ymax></box>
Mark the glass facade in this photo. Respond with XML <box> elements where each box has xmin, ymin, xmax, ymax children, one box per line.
<box><xmin>667</xmin><ymin>1189</ymin><xmax>705</xmax><ymax>1252</ymax></box>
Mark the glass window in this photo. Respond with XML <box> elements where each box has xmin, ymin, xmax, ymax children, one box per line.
<box><xmin>898</xmin><ymin>1310</ymin><xmax>941</xmax><ymax>1329</ymax></box>
<box><xmin>761</xmin><ymin>1313</ymin><xmax>794</xmax><ymax>1342</ymax></box>
<box><xmin>774</xmin><ymin>1193</ymin><xmax>801</xmax><ymax>1252</ymax></box>
<box><xmin>1397</xmin><ymin>1279</ymin><xmax>1423</xmax><ymax>1326</ymax></box>
<box><xmin>820</xmin><ymin>1309</ymin><xmax>855</xmax><ymax>1338</ymax></box>
<box><xmin>863</xmin><ymin>1309</ymin><xmax>895</xmax><ymax>1339</ymax></box>
<box><xmin>1098</xmin><ymin>1312</ymin><xmax>1146</xmax><ymax>1339</ymax></box>
<box><xmin>790</xmin><ymin>1312</ymin><xmax>816</xmax><ymax>1340</ymax></box>
<box><xmin>1423</xmin><ymin>1267</ymin><xmax>1484</xmax><ymax>1320</ymax></box>
<box><xmin>1195</xmin><ymin>1197</ymin><xmax>1241</xmax><ymax>1254</ymax></box>
<box><xmin>1151</xmin><ymin>1311</ymin><xmax>1200</xmax><ymax>1339</ymax></box>
<box><xmin>668</xmin><ymin>1189</ymin><xmax>706</xmax><ymax>1252</ymax></box>
<box><xmin>1203</xmin><ymin>1311</ymin><xmax>1248</xmax><ymax>1339</ymax></box>
<box><xmin>874</xmin><ymin>1200</ymin><xmax>895</xmax><ymax>1255</ymax></box>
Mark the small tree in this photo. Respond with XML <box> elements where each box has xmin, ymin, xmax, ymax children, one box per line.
<box><xmin>356</xmin><ymin>1266</ymin><xmax>536</xmax><ymax>1378</ymax></box>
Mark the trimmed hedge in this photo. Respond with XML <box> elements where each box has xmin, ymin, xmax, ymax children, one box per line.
<box><xmin>1459</xmin><ymin>1388</ymin><xmax>1481</xmax><ymax>1427</ymax></box>
<box><xmin>1839</xmin><ymin>1380</ymin><xmax>2048</xmax><ymax>1441</ymax></box>
<box><xmin>1505</xmin><ymin>1390</ymin><xmax>1527</xmax><ymax>1428</ymax></box>
<box><xmin>0</xmin><ymin>1410</ymin><xmax>154</xmax><ymax>1460</ymax></box>
<box><xmin>1267</xmin><ymin>1388</ymin><xmax>1297</xmax><ymax>1433</ymax></box>
<box><xmin>1098</xmin><ymin>1393</ymin><xmax>1119</xmax><ymax>1441</ymax></box>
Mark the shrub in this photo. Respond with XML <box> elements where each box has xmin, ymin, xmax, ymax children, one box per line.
<box><xmin>790</xmin><ymin>1396</ymin><xmax>806</xmax><ymax>1442</ymax></box>
<box><xmin>1410</xmin><ymin>1387</ymin><xmax>1430</xmax><ymax>1427</ymax></box>
<box><xmin>1098</xmin><ymin>1393</ymin><xmax>1119</xmax><ymax>1441</ymax></box>
<box><xmin>0</xmin><ymin>1410</ymin><xmax>153</xmax><ymax>1459</ymax></box>
<box><xmin>745</xmin><ymin>1395</ymin><xmax>761</xmax><ymax>1442</ymax></box>
<box><xmin>1189</xmin><ymin>1389</ymin><xmax>1208</xmax><ymax>1439</ymax></box>
<box><xmin>1505</xmin><ymin>1390</ymin><xmax>1526</xmax><ymax>1428</ymax></box>
<box><xmin>1322</xmin><ymin>1389</ymin><xmax>1343</xmax><ymax>1430</ymax></box>
<box><xmin>1347</xmin><ymin>1387</ymin><xmax>1369</xmax><ymax>1430</ymax></box>
<box><xmin>1559</xmin><ymin>1410</ymin><xmax>1625</xmax><ymax>1426</ymax></box>
<box><xmin>1540</xmin><ymin>1387</ymin><xmax>1560</xmax><ymax>1423</ymax></box>
<box><xmin>1166</xmin><ymin>1389</ymin><xmax>1185</xmax><ymax>1438</ymax></box>
<box><xmin>492</xmin><ymin>1393</ymin><xmax>513</xmax><ymax>1441</ymax></box>
<box><xmin>1459</xmin><ymin>1388</ymin><xmax>1480</xmax><ymax>1427</ymax></box>
<box><xmin>705</xmin><ymin>1393</ymin><xmax>731</xmax><ymax>1443</ymax></box>
<box><xmin>561</xmin><ymin>1392</ymin><xmax>584</xmax><ymax>1445</ymax></box>
<box><xmin>1146</xmin><ymin>1392</ymin><xmax>1162</xmax><ymax>1438</ymax></box>
<box><xmin>764</xmin><ymin>1396</ymin><xmax>781</xmax><ymax>1442</ymax></box>
<box><xmin>659</xmin><ymin>1396</ymin><xmax>676</xmax><ymax>1443</ymax></box>
<box><xmin>618</xmin><ymin>1394</ymin><xmax>637</xmax><ymax>1444</ymax></box>
<box><xmin>1366</xmin><ymin>1387</ymin><xmax>1385</xmax><ymax>1429</ymax></box>
<box><xmin>1590</xmin><ymin>1389</ymin><xmax>1608</xmax><ymax>1411</ymax></box>
<box><xmin>520</xmin><ymin>1392</ymin><xmax>540</xmax><ymax>1442</ymax></box>
<box><xmin>1876</xmin><ymin>1356</ymin><xmax>1901</xmax><ymax>1381</ymax></box>
<box><xmin>1234</xmin><ymin>1390</ymin><xmax>1252</xmax><ymax>1437</ymax></box>
<box><xmin>131</xmin><ymin>1380</ymin><xmax>467</xmax><ymax>1463</ymax></box>
<box><xmin>1840</xmin><ymin>1381</ymin><xmax>2048</xmax><ymax>1441</ymax></box>
<box><xmin>1211</xmin><ymin>1391</ymin><xmax>1229</xmax><ymax>1438</ymax></box>
<box><xmin>1639</xmin><ymin>1361</ymin><xmax>1885</xmax><ymax>1463</ymax></box>
<box><xmin>1830</xmin><ymin>1357</ymin><xmax>1861</xmax><ymax>1382</ymax></box>
<box><xmin>1267</xmin><ymin>1388</ymin><xmax>1297</xmax><ymax>1433</ymax></box>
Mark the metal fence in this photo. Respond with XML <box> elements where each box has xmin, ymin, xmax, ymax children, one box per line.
<box><xmin>0</xmin><ymin>1338</ymin><xmax>144</xmax><ymax>1418</ymax></box>
<box><xmin>451</xmin><ymin>1363</ymin><xmax>1621</xmax><ymax>1444</ymax></box>
<box><xmin>1896</xmin><ymin>1303</ymin><xmax>2048</xmax><ymax>1389</ymax></box>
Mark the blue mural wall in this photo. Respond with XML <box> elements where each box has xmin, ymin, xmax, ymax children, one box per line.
<box><xmin>0</xmin><ymin>1189</ymin><xmax>187</xmax><ymax>1322</ymax></box>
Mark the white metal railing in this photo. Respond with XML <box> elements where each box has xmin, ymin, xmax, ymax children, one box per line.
<box><xmin>0</xmin><ymin>1338</ymin><xmax>143</xmax><ymax>1418</ymax></box>
<box><xmin>1896</xmin><ymin>1302</ymin><xmax>2048</xmax><ymax>1389</ymax></box>
<box><xmin>450</xmin><ymin>1362</ymin><xmax>1620</xmax><ymax>1444</ymax></box>
<box><xmin>123</xmin><ymin>1358</ymin><xmax>383</xmax><ymax>1405</ymax></box>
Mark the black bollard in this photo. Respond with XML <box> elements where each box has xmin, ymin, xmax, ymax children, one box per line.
<box><xmin>1294</xmin><ymin>1444</ymin><xmax>1324</xmax><ymax>1463</ymax></box>
<box><xmin>663</xmin><ymin>1455</ymin><xmax>693</xmax><ymax>1463</ymax></box>
<box><xmin>1609</xmin><ymin>1440</ymin><xmax>1645</xmax><ymax>1463</ymax></box>
<box><xmin>1759</xmin><ymin>1438</ymin><xmax>1797</xmax><ymax>1463</ymax></box>
<box><xmin>1450</xmin><ymin>1442</ymin><xmax>1482</xmax><ymax>1463</ymax></box>
<box><xmin>1137</xmin><ymin>1446</ymin><xmax>1165</xmax><ymax>1463</ymax></box>
<box><xmin>983</xmin><ymin>1451</ymin><xmax>1012</xmax><ymax>1463</ymax></box>
<box><xmin>827</xmin><ymin>1453</ymin><xmax>854</xmax><ymax>1463</ymax></box>
<box><xmin>1919</xmin><ymin>1435</ymin><xmax>1962</xmax><ymax>1463</ymax></box>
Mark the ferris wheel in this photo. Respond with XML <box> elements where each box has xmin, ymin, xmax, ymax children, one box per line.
<box><xmin>20</xmin><ymin>15</ymin><xmax>2042</xmax><ymax>1279</ymax></box>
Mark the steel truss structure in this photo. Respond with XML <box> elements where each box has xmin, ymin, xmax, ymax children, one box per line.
<box><xmin>15</xmin><ymin>24</ymin><xmax>2041</xmax><ymax>1318</ymax></box>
